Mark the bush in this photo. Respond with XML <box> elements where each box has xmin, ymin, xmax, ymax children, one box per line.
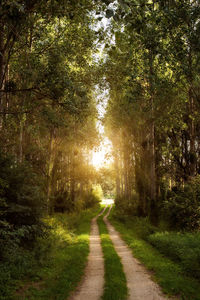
<box><xmin>83</xmin><ymin>185</ymin><xmax>102</xmax><ymax>209</ymax></box>
<box><xmin>148</xmin><ymin>231</ymin><xmax>200</xmax><ymax>279</ymax></box>
<box><xmin>52</xmin><ymin>185</ymin><xmax>102</xmax><ymax>213</ymax></box>
<box><xmin>115</xmin><ymin>193</ymin><xmax>139</xmax><ymax>216</ymax></box>
<box><xmin>0</xmin><ymin>152</ymin><xmax>46</xmax><ymax>254</ymax></box>
<box><xmin>163</xmin><ymin>176</ymin><xmax>200</xmax><ymax>230</ymax></box>
<box><xmin>0</xmin><ymin>151</ymin><xmax>47</xmax><ymax>298</ymax></box>
<box><xmin>53</xmin><ymin>190</ymin><xmax>73</xmax><ymax>213</ymax></box>
<box><xmin>112</xmin><ymin>211</ymin><xmax>157</xmax><ymax>240</ymax></box>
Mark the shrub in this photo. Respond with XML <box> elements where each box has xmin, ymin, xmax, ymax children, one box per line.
<box><xmin>83</xmin><ymin>185</ymin><xmax>102</xmax><ymax>209</ymax></box>
<box><xmin>0</xmin><ymin>152</ymin><xmax>46</xmax><ymax>253</ymax></box>
<box><xmin>163</xmin><ymin>176</ymin><xmax>200</xmax><ymax>230</ymax></box>
<box><xmin>148</xmin><ymin>231</ymin><xmax>200</xmax><ymax>279</ymax></box>
<box><xmin>53</xmin><ymin>190</ymin><xmax>73</xmax><ymax>213</ymax></box>
<box><xmin>52</xmin><ymin>185</ymin><xmax>102</xmax><ymax>213</ymax></box>
<box><xmin>112</xmin><ymin>211</ymin><xmax>157</xmax><ymax>240</ymax></box>
<box><xmin>115</xmin><ymin>193</ymin><xmax>139</xmax><ymax>216</ymax></box>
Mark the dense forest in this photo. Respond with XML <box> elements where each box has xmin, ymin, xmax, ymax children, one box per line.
<box><xmin>1</xmin><ymin>0</ymin><xmax>200</xmax><ymax>299</ymax></box>
<box><xmin>105</xmin><ymin>0</ymin><xmax>200</xmax><ymax>228</ymax></box>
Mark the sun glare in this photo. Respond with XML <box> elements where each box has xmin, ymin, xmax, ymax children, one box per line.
<box><xmin>92</xmin><ymin>138</ymin><xmax>112</xmax><ymax>169</ymax></box>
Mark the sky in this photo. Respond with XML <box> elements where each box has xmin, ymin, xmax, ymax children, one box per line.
<box><xmin>91</xmin><ymin>9</ymin><xmax>115</xmax><ymax>169</ymax></box>
<box><xmin>91</xmin><ymin>87</ymin><xmax>113</xmax><ymax>169</ymax></box>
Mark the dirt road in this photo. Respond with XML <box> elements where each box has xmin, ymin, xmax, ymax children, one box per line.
<box><xmin>69</xmin><ymin>205</ymin><xmax>169</xmax><ymax>300</ymax></box>
<box><xmin>104</xmin><ymin>206</ymin><xmax>168</xmax><ymax>300</ymax></box>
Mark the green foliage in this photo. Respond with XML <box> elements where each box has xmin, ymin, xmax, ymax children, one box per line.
<box><xmin>0</xmin><ymin>0</ymin><xmax>101</xmax><ymax>219</ymax></box>
<box><xmin>0</xmin><ymin>152</ymin><xmax>46</xmax><ymax>259</ymax></box>
<box><xmin>115</xmin><ymin>193</ymin><xmax>139</xmax><ymax>216</ymax></box>
<box><xmin>82</xmin><ymin>185</ymin><xmax>102</xmax><ymax>209</ymax></box>
<box><xmin>0</xmin><ymin>152</ymin><xmax>47</xmax><ymax>299</ymax></box>
<box><xmin>148</xmin><ymin>232</ymin><xmax>200</xmax><ymax>280</ymax></box>
<box><xmin>53</xmin><ymin>190</ymin><xmax>72</xmax><ymax>213</ymax></box>
<box><xmin>112</xmin><ymin>209</ymin><xmax>156</xmax><ymax>240</ymax></box>
<box><xmin>97</xmin><ymin>167</ymin><xmax>115</xmax><ymax>198</ymax></box>
<box><xmin>104</xmin><ymin>0</ymin><xmax>200</xmax><ymax>221</ymax></box>
<box><xmin>53</xmin><ymin>185</ymin><xmax>102</xmax><ymax>213</ymax></box>
<box><xmin>110</xmin><ymin>209</ymin><xmax>200</xmax><ymax>299</ymax></box>
<box><xmin>0</xmin><ymin>151</ymin><xmax>48</xmax><ymax>299</ymax></box>
<box><xmin>163</xmin><ymin>176</ymin><xmax>200</xmax><ymax>230</ymax></box>
<box><xmin>13</xmin><ymin>206</ymin><xmax>100</xmax><ymax>300</ymax></box>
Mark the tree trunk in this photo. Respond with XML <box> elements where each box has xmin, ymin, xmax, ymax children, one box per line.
<box><xmin>188</xmin><ymin>88</ymin><xmax>196</xmax><ymax>177</ymax></box>
<box><xmin>115</xmin><ymin>150</ymin><xmax>120</xmax><ymax>197</ymax></box>
<box><xmin>149</xmin><ymin>51</ymin><xmax>157</xmax><ymax>221</ymax></box>
<box><xmin>70</xmin><ymin>150</ymin><xmax>75</xmax><ymax>205</ymax></box>
<box><xmin>19</xmin><ymin>120</ymin><xmax>24</xmax><ymax>163</ymax></box>
<box><xmin>47</xmin><ymin>128</ymin><xmax>54</xmax><ymax>214</ymax></box>
<box><xmin>0</xmin><ymin>26</ymin><xmax>5</xmax><ymax>130</ymax></box>
<box><xmin>187</xmin><ymin>22</ymin><xmax>196</xmax><ymax>179</ymax></box>
<box><xmin>149</xmin><ymin>52</ymin><xmax>156</xmax><ymax>203</ymax></box>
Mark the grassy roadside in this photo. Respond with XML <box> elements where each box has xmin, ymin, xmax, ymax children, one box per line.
<box><xmin>97</xmin><ymin>207</ymin><xmax>128</xmax><ymax>300</ymax></box>
<box><xmin>13</xmin><ymin>205</ymin><xmax>100</xmax><ymax>300</ymax></box>
<box><xmin>109</xmin><ymin>208</ymin><xmax>200</xmax><ymax>300</ymax></box>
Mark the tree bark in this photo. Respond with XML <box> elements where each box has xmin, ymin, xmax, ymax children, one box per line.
<box><xmin>115</xmin><ymin>150</ymin><xmax>120</xmax><ymax>197</ymax></box>
<box><xmin>149</xmin><ymin>52</ymin><xmax>156</xmax><ymax>203</ymax></box>
<box><xmin>19</xmin><ymin>120</ymin><xmax>24</xmax><ymax>163</ymax></box>
<box><xmin>0</xmin><ymin>26</ymin><xmax>5</xmax><ymax>129</ymax></box>
<box><xmin>47</xmin><ymin>128</ymin><xmax>54</xmax><ymax>214</ymax></box>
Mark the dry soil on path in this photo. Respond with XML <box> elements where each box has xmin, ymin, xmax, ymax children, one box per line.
<box><xmin>104</xmin><ymin>205</ymin><xmax>169</xmax><ymax>300</ymax></box>
<box><xmin>69</xmin><ymin>206</ymin><xmax>107</xmax><ymax>300</ymax></box>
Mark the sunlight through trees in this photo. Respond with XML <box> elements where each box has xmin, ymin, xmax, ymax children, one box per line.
<box><xmin>1</xmin><ymin>1</ymin><xmax>200</xmax><ymax>298</ymax></box>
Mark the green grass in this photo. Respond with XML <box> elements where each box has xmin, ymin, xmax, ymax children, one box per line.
<box><xmin>12</xmin><ymin>205</ymin><xmax>100</xmax><ymax>300</ymax></box>
<box><xmin>98</xmin><ymin>207</ymin><xmax>128</xmax><ymax>300</ymax></box>
<box><xmin>148</xmin><ymin>232</ymin><xmax>200</xmax><ymax>279</ymax></box>
<box><xmin>109</xmin><ymin>208</ymin><xmax>200</xmax><ymax>300</ymax></box>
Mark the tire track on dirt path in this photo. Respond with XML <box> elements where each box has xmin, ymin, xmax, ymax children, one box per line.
<box><xmin>69</xmin><ymin>206</ymin><xmax>107</xmax><ymax>300</ymax></box>
<box><xmin>104</xmin><ymin>205</ymin><xmax>169</xmax><ymax>300</ymax></box>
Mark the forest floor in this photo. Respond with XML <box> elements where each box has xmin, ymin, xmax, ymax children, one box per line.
<box><xmin>12</xmin><ymin>207</ymin><xmax>101</xmax><ymax>300</ymax></box>
<box><xmin>70</xmin><ymin>203</ymin><xmax>168</xmax><ymax>300</ymax></box>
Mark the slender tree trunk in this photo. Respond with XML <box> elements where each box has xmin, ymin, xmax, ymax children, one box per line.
<box><xmin>70</xmin><ymin>123</ymin><xmax>77</xmax><ymax>206</ymax></box>
<box><xmin>188</xmin><ymin>88</ymin><xmax>196</xmax><ymax>177</ymax></box>
<box><xmin>186</xmin><ymin>24</ymin><xmax>196</xmax><ymax>179</ymax></box>
<box><xmin>149</xmin><ymin>52</ymin><xmax>156</xmax><ymax>203</ymax></box>
<box><xmin>148</xmin><ymin>51</ymin><xmax>157</xmax><ymax>222</ymax></box>
<box><xmin>115</xmin><ymin>150</ymin><xmax>120</xmax><ymax>197</ymax></box>
<box><xmin>47</xmin><ymin>128</ymin><xmax>54</xmax><ymax>214</ymax></box>
<box><xmin>124</xmin><ymin>150</ymin><xmax>128</xmax><ymax>198</ymax></box>
<box><xmin>70</xmin><ymin>150</ymin><xmax>75</xmax><ymax>204</ymax></box>
<box><xmin>0</xmin><ymin>27</ymin><xmax>5</xmax><ymax>130</ymax></box>
<box><xmin>188</xmin><ymin>46</ymin><xmax>196</xmax><ymax>178</ymax></box>
<box><xmin>19</xmin><ymin>120</ymin><xmax>23</xmax><ymax>163</ymax></box>
<box><xmin>120</xmin><ymin>151</ymin><xmax>124</xmax><ymax>196</ymax></box>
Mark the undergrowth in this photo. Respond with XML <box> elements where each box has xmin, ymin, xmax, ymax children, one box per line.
<box><xmin>148</xmin><ymin>232</ymin><xmax>200</xmax><ymax>280</ymax></box>
<box><xmin>9</xmin><ymin>205</ymin><xmax>100</xmax><ymax>300</ymax></box>
<box><xmin>109</xmin><ymin>207</ymin><xmax>200</xmax><ymax>300</ymax></box>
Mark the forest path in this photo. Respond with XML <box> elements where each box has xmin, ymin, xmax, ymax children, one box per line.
<box><xmin>104</xmin><ymin>205</ymin><xmax>168</xmax><ymax>300</ymax></box>
<box><xmin>69</xmin><ymin>206</ymin><xmax>107</xmax><ymax>300</ymax></box>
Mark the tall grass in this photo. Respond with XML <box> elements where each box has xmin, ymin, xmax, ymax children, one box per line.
<box><xmin>148</xmin><ymin>232</ymin><xmax>200</xmax><ymax>279</ymax></box>
<box><xmin>109</xmin><ymin>208</ymin><xmax>200</xmax><ymax>300</ymax></box>
<box><xmin>11</xmin><ymin>206</ymin><xmax>100</xmax><ymax>300</ymax></box>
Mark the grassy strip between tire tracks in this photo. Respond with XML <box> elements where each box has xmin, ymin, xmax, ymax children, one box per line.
<box><xmin>13</xmin><ymin>205</ymin><xmax>101</xmax><ymax>300</ymax></box>
<box><xmin>98</xmin><ymin>206</ymin><xmax>128</xmax><ymax>300</ymax></box>
<box><xmin>109</xmin><ymin>208</ymin><xmax>200</xmax><ymax>300</ymax></box>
